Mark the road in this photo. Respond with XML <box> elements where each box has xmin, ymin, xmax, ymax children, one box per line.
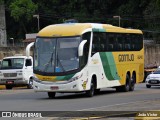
<box><xmin>0</xmin><ymin>83</ymin><xmax>160</xmax><ymax>119</ymax></box>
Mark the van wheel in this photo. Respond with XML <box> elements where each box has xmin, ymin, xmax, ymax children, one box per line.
<box><xmin>146</xmin><ymin>85</ymin><xmax>151</xmax><ymax>88</ymax></box>
<box><xmin>27</xmin><ymin>79</ymin><xmax>33</xmax><ymax>89</ymax></box>
<box><xmin>116</xmin><ymin>74</ymin><xmax>130</xmax><ymax>92</ymax></box>
<box><xmin>6</xmin><ymin>85</ymin><xmax>13</xmax><ymax>90</ymax></box>
<box><xmin>86</xmin><ymin>80</ymin><xmax>95</xmax><ymax>97</ymax></box>
<box><xmin>129</xmin><ymin>74</ymin><xmax>136</xmax><ymax>91</ymax></box>
<box><xmin>48</xmin><ymin>92</ymin><xmax>56</xmax><ymax>98</ymax></box>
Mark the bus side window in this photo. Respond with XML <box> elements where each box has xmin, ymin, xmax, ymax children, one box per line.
<box><xmin>108</xmin><ymin>44</ymin><xmax>113</xmax><ymax>51</ymax></box>
<box><xmin>81</xmin><ymin>32</ymin><xmax>91</xmax><ymax>67</ymax></box>
<box><xmin>131</xmin><ymin>34</ymin><xmax>136</xmax><ymax>51</ymax></box>
<box><xmin>125</xmin><ymin>44</ymin><xmax>131</xmax><ymax>50</ymax></box>
<box><xmin>137</xmin><ymin>35</ymin><xmax>143</xmax><ymax>50</ymax></box>
<box><xmin>124</xmin><ymin>34</ymin><xmax>131</xmax><ymax>51</ymax></box>
<box><xmin>118</xmin><ymin>44</ymin><xmax>122</xmax><ymax>50</ymax></box>
<box><xmin>92</xmin><ymin>32</ymin><xmax>106</xmax><ymax>53</ymax></box>
<box><xmin>92</xmin><ymin>33</ymin><xmax>99</xmax><ymax>55</ymax></box>
<box><xmin>99</xmin><ymin>33</ymin><xmax>106</xmax><ymax>52</ymax></box>
<box><xmin>117</xmin><ymin>34</ymin><xmax>124</xmax><ymax>51</ymax></box>
<box><xmin>132</xmin><ymin>34</ymin><xmax>143</xmax><ymax>51</ymax></box>
<box><xmin>107</xmin><ymin>34</ymin><xmax>114</xmax><ymax>51</ymax></box>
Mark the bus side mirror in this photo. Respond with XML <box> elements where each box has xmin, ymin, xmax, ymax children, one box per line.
<box><xmin>78</xmin><ymin>40</ymin><xmax>87</xmax><ymax>57</ymax></box>
<box><xmin>26</xmin><ymin>42</ymin><xmax>34</xmax><ymax>58</ymax></box>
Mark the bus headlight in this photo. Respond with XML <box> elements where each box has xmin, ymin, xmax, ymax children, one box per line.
<box><xmin>33</xmin><ymin>76</ymin><xmax>41</xmax><ymax>83</ymax></box>
<box><xmin>69</xmin><ymin>76</ymin><xmax>79</xmax><ymax>82</ymax></box>
<box><xmin>68</xmin><ymin>73</ymin><xmax>83</xmax><ymax>82</ymax></box>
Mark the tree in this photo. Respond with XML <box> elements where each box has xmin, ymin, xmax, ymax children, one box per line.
<box><xmin>9</xmin><ymin>0</ymin><xmax>37</xmax><ymax>34</ymax></box>
<box><xmin>0</xmin><ymin>0</ymin><xmax>3</xmax><ymax>4</ymax></box>
<box><xmin>3</xmin><ymin>0</ymin><xmax>160</xmax><ymax>41</ymax></box>
<box><xmin>9</xmin><ymin>0</ymin><xmax>37</xmax><ymax>21</ymax></box>
<box><xmin>143</xmin><ymin>0</ymin><xmax>160</xmax><ymax>42</ymax></box>
<box><xmin>157</xmin><ymin>0</ymin><xmax>160</xmax><ymax>7</ymax></box>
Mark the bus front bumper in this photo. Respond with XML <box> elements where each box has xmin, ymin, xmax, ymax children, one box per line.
<box><xmin>32</xmin><ymin>80</ymin><xmax>84</xmax><ymax>92</ymax></box>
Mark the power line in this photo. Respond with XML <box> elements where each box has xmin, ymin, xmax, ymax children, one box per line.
<box><xmin>142</xmin><ymin>30</ymin><xmax>160</xmax><ymax>33</ymax></box>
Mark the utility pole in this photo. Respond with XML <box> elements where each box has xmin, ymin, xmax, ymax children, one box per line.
<box><xmin>113</xmin><ymin>16</ymin><xmax>121</xmax><ymax>27</ymax></box>
<box><xmin>33</xmin><ymin>14</ymin><xmax>40</xmax><ymax>31</ymax></box>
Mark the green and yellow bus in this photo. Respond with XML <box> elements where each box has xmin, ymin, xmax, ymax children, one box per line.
<box><xmin>31</xmin><ymin>23</ymin><xmax>144</xmax><ymax>98</ymax></box>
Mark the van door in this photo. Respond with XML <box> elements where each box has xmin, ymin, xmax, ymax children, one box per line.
<box><xmin>23</xmin><ymin>58</ymin><xmax>33</xmax><ymax>83</ymax></box>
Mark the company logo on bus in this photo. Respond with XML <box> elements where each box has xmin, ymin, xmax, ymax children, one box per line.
<box><xmin>118</xmin><ymin>54</ymin><xmax>134</xmax><ymax>62</ymax></box>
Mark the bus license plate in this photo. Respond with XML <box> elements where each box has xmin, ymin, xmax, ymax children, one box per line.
<box><xmin>50</xmin><ymin>86</ymin><xmax>59</xmax><ymax>90</ymax></box>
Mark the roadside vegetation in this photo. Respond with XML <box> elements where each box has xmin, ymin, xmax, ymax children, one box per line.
<box><xmin>0</xmin><ymin>0</ymin><xmax>160</xmax><ymax>42</ymax></box>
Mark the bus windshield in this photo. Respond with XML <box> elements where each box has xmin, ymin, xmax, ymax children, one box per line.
<box><xmin>34</xmin><ymin>37</ymin><xmax>80</xmax><ymax>73</ymax></box>
<box><xmin>1</xmin><ymin>58</ymin><xmax>24</xmax><ymax>69</ymax></box>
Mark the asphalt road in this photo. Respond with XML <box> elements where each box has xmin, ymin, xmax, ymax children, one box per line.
<box><xmin>0</xmin><ymin>83</ymin><xmax>160</xmax><ymax>119</ymax></box>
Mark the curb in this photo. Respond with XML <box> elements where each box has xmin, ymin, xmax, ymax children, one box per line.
<box><xmin>0</xmin><ymin>85</ymin><xmax>5</xmax><ymax>89</ymax></box>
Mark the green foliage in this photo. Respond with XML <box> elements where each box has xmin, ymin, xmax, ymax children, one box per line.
<box><xmin>9</xmin><ymin>0</ymin><xmax>37</xmax><ymax>21</ymax></box>
<box><xmin>3</xmin><ymin>0</ymin><xmax>160</xmax><ymax>42</ymax></box>
<box><xmin>157</xmin><ymin>0</ymin><xmax>160</xmax><ymax>7</ymax></box>
<box><xmin>0</xmin><ymin>0</ymin><xmax>4</xmax><ymax>4</ymax></box>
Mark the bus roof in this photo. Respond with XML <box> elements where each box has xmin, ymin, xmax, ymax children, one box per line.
<box><xmin>38</xmin><ymin>23</ymin><xmax>143</xmax><ymax>37</ymax></box>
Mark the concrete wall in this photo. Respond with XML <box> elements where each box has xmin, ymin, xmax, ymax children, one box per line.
<box><xmin>0</xmin><ymin>4</ymin><xmax>7</xmax><ymax>46</ymax></box>
<box><xmin>0</xmin><ymin>45</ymin><xmax>159</xmax><ymax>66</ymax></box>
<box><xmin>0</xmin><ymin>47</ymin><xmax>26</xmax><ymax>59</ymax></box>
<box><xmin>144</xmin><ymin>44</ymin><xmax>160</xmax><ymax>67</ymax></box>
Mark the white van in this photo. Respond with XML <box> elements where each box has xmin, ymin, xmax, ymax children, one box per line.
<box><xmin>0</xmin><ymin>55</ymin><xmax>33</xmax><ymax>89</ymax></box>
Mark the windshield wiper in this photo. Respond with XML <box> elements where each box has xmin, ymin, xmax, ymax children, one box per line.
<box><xmin>43</xmin><ymin>51</ymin><xmax>55</xmax><ymax>72</ymax></box>
<box><xmin>57</xmin><ymin>55</ymin><xmax>65</xmax><ymax>72</ymax></box>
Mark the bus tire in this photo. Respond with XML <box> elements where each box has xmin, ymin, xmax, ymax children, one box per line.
<box><xmin>146</xmin><ymin>85</ymin><xmax>151</xmax><ymax>88</ymax></box>
<box><xmin>95</xmin><ymin>89</ymin><xmax>100</xmax><ymax>94</ymax></box>
<box><xmin>48</xmin><ymin>92</ymin><xmax>56</xmax><ymax>98</ymax></box>
<box><xmin>86</xmin><ymin>80</ymin><xmax>95</xmax><ymax>97</ymax></box>
<box><xmin>129</xmin><ymin>74</ymin><xmax>136</xmax><ymax>91</ymax></box>
<box><xmin>116</xmin><ymin>74</ymin><xmax>130</xmax><ymax>92</ymax></box>
<box><xmin>6</xmin><ymin>85</ymin><xmax>13</xmax><ymax>90</ymax></box>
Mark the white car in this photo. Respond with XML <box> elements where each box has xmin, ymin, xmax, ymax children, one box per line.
<box><xmin>145</xmin><ymin>68</ymin><xmax>160</xmax><ymax>88</ymax></box>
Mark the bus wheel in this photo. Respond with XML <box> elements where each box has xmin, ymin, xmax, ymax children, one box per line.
<box><xmin>86</xmin><ymin>80</ymin><xmax>95</xmax><ymax>97</ymax></box>
<box><xmin>129</xmin><ymin>74</ymin><xmax>136</xmax><ymax>91</ymax></box>
<box><xmin>116</xmin><ymin>74</ymin><xmax>130</xmax><ymax>92</ymax></box>
<box><xmin>95</xmin><ymin>89</ymin><xmax>100</xmax><ymax>94</ymax></box>
<box><xmin>48</xmin><ymin>92</ymin><xmax>56</xmax><ymax>98</ymax></box>
<box><xmin>6</xmin><ymin>85</ymin><xmax>13</xmax><ymax>90</ymax></box>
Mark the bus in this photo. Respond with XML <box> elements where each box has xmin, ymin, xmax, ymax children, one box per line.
<box><xmin>30</xmin><ymin>23</ymin><xmax>144</xmax><ymax>98</ymax></box>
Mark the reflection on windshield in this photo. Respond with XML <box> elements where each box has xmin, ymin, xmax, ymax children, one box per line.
<box><xmin>1</xmin><ymin>58</ymin><xmax>24</xmax><ymax>69</ymax></box>
<box><xmin>34</xmin><ymin>37</ymin><xmax>80</xmax><ymax>73</ymax></box>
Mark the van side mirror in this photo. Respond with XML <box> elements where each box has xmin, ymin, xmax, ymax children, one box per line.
<box><xmin>25</xmin><ymin>59</ymin><xmax>32</xmax><ymax>66</ymax></box>
<box><xmin>78</xmin><ymin>40</ymin><xmax>87</xmax><ymax>56</ymax></box>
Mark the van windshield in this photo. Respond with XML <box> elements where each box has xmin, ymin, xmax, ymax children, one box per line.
<box><xmin>0</xmin><ymin>58</ymin><xmax>24</xmax><ymax>69</ymax></box>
